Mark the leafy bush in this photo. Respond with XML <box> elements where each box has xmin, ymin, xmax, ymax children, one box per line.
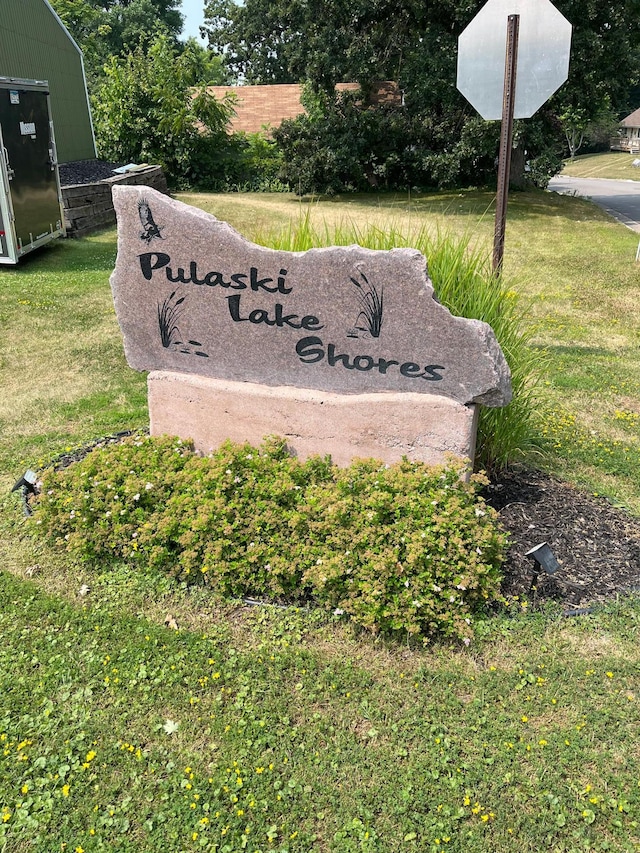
<box><xmin>272</xmin><ymin>88</ymin><xmax>515</xmax><ymax>194</ymax></box>
<box><xmin>92</xmin><ymin>34</ymin><xmax>236</xmax><ymax>189</ymax></box>
<box><xmin>32</xmin><ymin>436</ymin><xmax>506</xmax><ymax>643</ymax></box>
<box><xmin>207</xmin><ymin>131</ymin><xmax>289</xmax><ymax>192</ymax></box>
<box><xmin>273</xmin><ymin>88</ymin><xmax>420</xmax><ymax>195</ymax></box>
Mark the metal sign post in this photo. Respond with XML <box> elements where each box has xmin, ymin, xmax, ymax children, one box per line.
<box><xmin>457</xmin><ymin>0</ymin><xmax>572</xmax><ymax>274</ymax></box>
<box><xmin>493</xmin><ymin>14</ymin><xmax>519</xmax><ymax>274</ymax></box>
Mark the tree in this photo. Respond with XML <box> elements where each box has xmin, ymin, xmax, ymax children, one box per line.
<box><xmin>179</xmin><ymin>37</ymin><xmax>230</xmax><ymax>85</ymax></box>
<box><xmin>203</xmin><ymin>0</ymin><xmax>640</xmax><ymax>190</ymax></box>
<box><xmin>50</xmin><ymin>0</ymin><xmax>185</xmax><ymax>86</ymax></box>
<box><xmin>92</xmin><ymin>34</ymin><xmax>235</xmax><ymax>187</ymax></box>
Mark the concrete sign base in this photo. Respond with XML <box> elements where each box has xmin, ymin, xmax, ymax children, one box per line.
<box><xmin>148</xmin><ymin>371</ymin><xmax>479</xmax><ymax>470</ymax></box>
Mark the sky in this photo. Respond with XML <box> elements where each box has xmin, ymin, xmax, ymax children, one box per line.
<box><xmin>179</xmin><ymin>0</ymin><xmax>208</xmax><ymax>43</ymax></box>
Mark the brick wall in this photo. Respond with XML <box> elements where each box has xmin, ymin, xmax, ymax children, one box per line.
<box><xmin>207</xmin><ymin>81</ymin><xmax>401</xmax><ymax>135</ymax></box>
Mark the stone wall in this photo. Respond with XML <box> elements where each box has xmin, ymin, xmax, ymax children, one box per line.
<box><xmin>62</xmin><ymin>166</ymin><xmax>168</xmax><ymax>238</ymax></box>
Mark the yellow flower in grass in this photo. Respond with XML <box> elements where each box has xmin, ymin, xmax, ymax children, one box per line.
<box><xmin>62</xmin><ymin>784</ymin><xmax>70</xmax><ymax>797</ymax></box>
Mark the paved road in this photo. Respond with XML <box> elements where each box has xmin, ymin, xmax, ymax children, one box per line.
<box><xmin>548</xmin><ymin>175</ymin><xmax>640</xmax><ymax>233</ymax></box>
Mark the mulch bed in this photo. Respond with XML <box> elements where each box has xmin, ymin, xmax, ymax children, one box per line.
<box><xmin>58</xmin><ymin>159</ymin><xmax>125</xmax><ymax>187</ymax></box>
<box><xmin>484</xmin><ymin>467</ymin><xmax>640</xmax><ymax>610</ymax></box>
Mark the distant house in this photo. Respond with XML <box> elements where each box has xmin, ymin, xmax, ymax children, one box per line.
<box><xmin>0</xmin><ymin>0</ymin><xmax>95</xmax><ymax>163</ymax></box>
<box><xmin>611</xmin><ymin>108</ymin><xmax>640</xmax><ymax>153</ymax></box>
<box><xmin>206</xmin><ymin>81</ymin><xmax>402</xmax><ymax>135</ymax></box>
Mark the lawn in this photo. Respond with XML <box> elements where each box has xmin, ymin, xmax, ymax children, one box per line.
<box><xmin>560</xmin><ymin>151</ymin><xmax>640</xmax><ymax>180</ymax></box>
<box><xmin>1</xmin><ymin>188</ymin><xmax>639</xmax><ymax>852</ymax></box>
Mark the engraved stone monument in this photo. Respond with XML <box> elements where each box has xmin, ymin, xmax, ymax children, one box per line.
<box><xmin>110</xmin><ymin>187</ymin><xmax>512</xmax><ymax>467</ymax></box>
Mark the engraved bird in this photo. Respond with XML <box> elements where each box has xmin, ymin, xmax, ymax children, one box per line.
<box><xmin>138</xmin><ymin>197</ymin><xmax>163</xmax><ymax>242</ymax></box>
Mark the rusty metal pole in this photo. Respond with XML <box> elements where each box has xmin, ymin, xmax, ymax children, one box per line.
<box><xmin>492</xmin><ymin>13</ymin><xmax>520</xmax><ymax>274</ymax></box>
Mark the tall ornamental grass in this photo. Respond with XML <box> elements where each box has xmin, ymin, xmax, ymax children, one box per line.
<box><xmin>260</xmin><ymin>216</ymin><xmax>541</xmax><ymax>473</ymax></box>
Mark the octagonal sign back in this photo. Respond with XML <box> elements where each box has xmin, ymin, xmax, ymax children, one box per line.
<box><xmin>457</xmin><ymin>0</ymin><xmax>572</xmax><ymax>120</ymax></box>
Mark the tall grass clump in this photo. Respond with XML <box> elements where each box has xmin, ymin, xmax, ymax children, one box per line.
<box><xmin>260</xmin><ymin>214</ymin><xmax>542</xmax><ymax>473</ymax></box>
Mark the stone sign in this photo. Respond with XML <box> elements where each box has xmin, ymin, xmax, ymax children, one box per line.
<box><xmin>111</xmin><ymin>187</ymin><xmax>510</xmax><ymax>406</ymax></box>
<box><xmin>110</xmin><ymin>187</ymin><xmax>512</xmax><ymax>467</ymax></box>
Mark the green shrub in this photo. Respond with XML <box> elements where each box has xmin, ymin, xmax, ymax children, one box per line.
<box><xmin>298</xmin><ymin>459</ymin><xmax>505</xmax><ymax>641</ymax></box>
<box><xmin>32</xmin><ymin>436</ymin><xmax>506</xmax><ymax>643</ymax></box>
<box><xmin>224</xmin><ymin>132</ymin><xmax>289</xmax><ymax>192</ymax></box>
<box><xmin>92</xmin><ymin>34</ymin><xmax>235</xmax><ymax>190</ymax></box>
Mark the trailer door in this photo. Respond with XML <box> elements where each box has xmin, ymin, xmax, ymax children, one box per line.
<box><xmin>0</xmin><ymin>86</ymin><xmax>62</xmax><ymax>255</ymax></box>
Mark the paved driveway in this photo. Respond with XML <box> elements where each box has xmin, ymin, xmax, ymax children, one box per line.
<box><xmin>548</xmin><ymin>175</ymin><xmax>640</xmax><ymax>233</ymax></box>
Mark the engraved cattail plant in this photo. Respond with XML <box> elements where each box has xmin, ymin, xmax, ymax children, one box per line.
<box><xmin>157</xmin><ymin>291</ymin><xmax>185</xmax><ymax>348</ymax></box>
<box><xmin>350</xmin><ymin>271</ymin><xmax>384</xmax><ymax>338</ymax></box>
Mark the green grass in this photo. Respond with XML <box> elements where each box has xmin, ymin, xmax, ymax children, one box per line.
<box><xmin>560</xmin><ymin>151</ymin><xmax>640</xmax><ymax>180</ymax></box>
<box><xmin>0</xmin><ymin>233</ymin><xmax>148</xmax><ymax>482</ymax></box>
<box><xmin>1</xmin><ymin>567</ymin><xmax>640</xmax><ymax>852</ymax></box>
<box><xmin>1</xmin><ymin>188</ymin><xmax>640</xmax><ymax>851</ymax></box>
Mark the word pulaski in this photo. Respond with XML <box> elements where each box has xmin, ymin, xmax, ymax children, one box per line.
<box><xmin>139</xmin><ymin>252</ymin><xmax>292</xmax><ymax>294</ymax></box>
